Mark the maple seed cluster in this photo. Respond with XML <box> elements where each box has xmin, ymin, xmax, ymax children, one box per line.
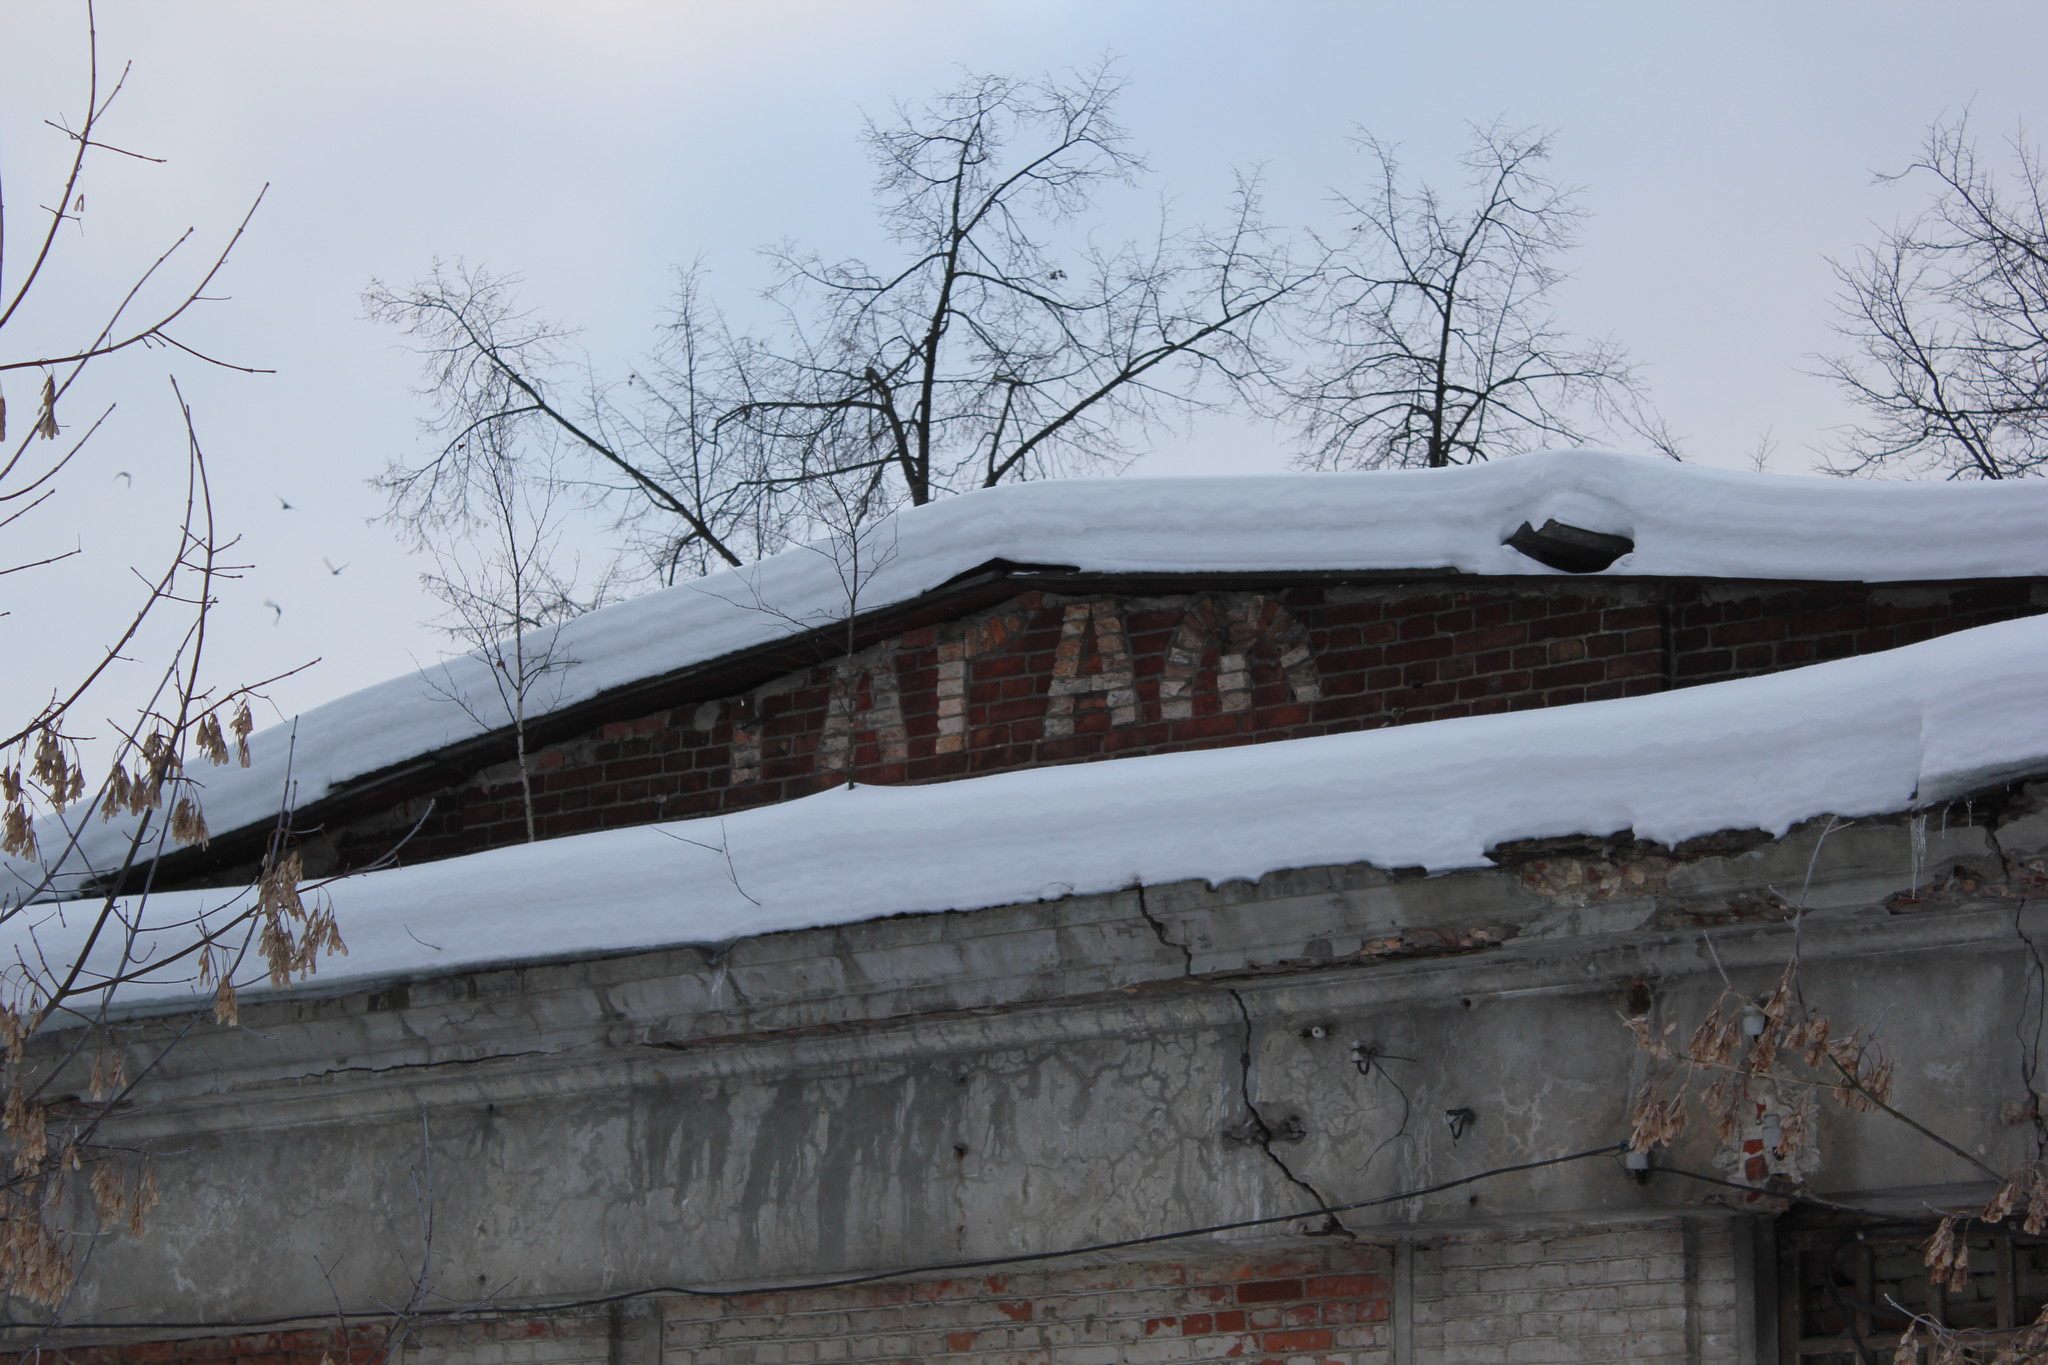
<box><xmin>1630</xmin><ymin>965</ymin><xmax>2048</xmax><ymax>1362</ymax></box>
<box><xmin>1626</xmin><ymin>962</ymin><xmax>1894</xmax><ymax>1164</ymax></box>
<box><xmin>0</xmin><ymin>698</ymin><xmax>275</xmax><ymax>1306</ymax></box>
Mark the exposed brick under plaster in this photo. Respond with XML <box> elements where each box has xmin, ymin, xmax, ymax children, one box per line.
<box><xmin>663</xmin><ymin>1249</ymin><xmax>1392</xmax><ymax>1365</ymax></box>
<box><xmin>13</xmin><ymin>1226</ymin><xmax>1743</xmax><ymax>1365</ymax></box>
<box><xmin>315</xmin><ymin>577</ymin><xmax>2041</xmax><ymax>872</ymax></box>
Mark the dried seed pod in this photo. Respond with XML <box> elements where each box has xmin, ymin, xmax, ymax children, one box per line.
<box><xmin>0</xmin><ymin>1005</ymin><xmax>24</xmax><ymax>1063</ymax></box>
<box><xmin>1866</xmin><ymin>1055</ymin><xmax>1896</xmax><ymax>1107</ymax></box>
<box><xmin>2025</xmin><ymin>1170</ymin><xmax>2048</xmax><ymax>1236</ymax></box>
<box><xmin>1800</xmin><ymin>1013</ymin><xmax>1834</xmax><ymax>1070</ymax></box>
<box><xmin>6</xmin><ymin>1086</ymin><xmax>49</xmax><ymax>1176</ymax></box>
<box><xmin>139</xmin><ymin>730</ymin><xmax>178</xmax><ymax>782</ymax></box>
<box><xmin>231</xmin><ymin>699</ymin><xmax>253</xmax><ymax>766</ymax></box>
<box><xmin>1623</xmin><ymin>1014</ymin><xmax>1670</xmax><ymax>1059</ymax></box>
<box><xmin>1923</xmin><ymin>1214</ymin><xmax>1975</xmax><ymax>1294</ymax></box>
<box><xmin>1760</xmin><ymin>964</ymin><xmax>1795</xmax><ymax>1023</ymax></box>
<box><xmin>2</xmin><ymin>797</ymin><xmax>35</xmax><ymax>861</ymax></box>
<box><xmin>1627</xmin><ymin>1080</ymin><xmax>1687</xmax><ymax>1151</ymax></box>
<box><xmin>1987</xmin><ymin>1171</ymin><xmax>2024</xmax><ymax>1224</ymax></box>
<box><xmin>1715</xmin><ymin>1073</ymin><xmax>1753</xmax><ymax>1146</ymax></box>
<box><xmin>129</xmin><ymin>1168</ymin><xmax>157</xmax><ymax>1238</ymax></box>
<box><xmin>90</xmin><ymin>1163</ymin><xmax>127</xmax><ymax>1222</ymax></box>
<box><xmin>168</xmin><ymin>796</ymin><xmax>209</xmax><ymax>849</ymax></box>
<box><xmin>100</xmin><ymin>762</ymin><xmax>133</xmax><ymax>821</ymax></box>
<box><xmin>31</xmin><ymin>731</ymin><xmax>67</xmax><ymax>805</ymax></box>
<box><xmin>1690</xmin><ymin>1002</ymin><xmax>1731</xmax><ymax>1063</ymax></box>
<box><xmin>1923</xmin><ymin>1214</ymin><xmax>1959</xmax><ymax>1279</ymax></box>
<box><xmin>1777</xmin><ymin>1093</ymin><xmax>1814</xmax><ymax>1158</ymax></box>
<box><xmin>195</xmin><ymin>713</ymin><xmax>229</xmax><ymax>767</ymax></box>
<box><xmin>1749</xmin><ymin>1022</ymin><xmax>1781</xmax><ymax>1074</ymax></box>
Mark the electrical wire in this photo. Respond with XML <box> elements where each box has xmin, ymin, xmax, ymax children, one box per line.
<box><xmin>1658</xmin><ymin>1164</ymin><xmax>1967</xmax><ymax>1226</ymax></box>
<box><xmin>22</xmin><ymin>1144</ymin><xmax>1627</xmax><ymax>1334</ymax></box>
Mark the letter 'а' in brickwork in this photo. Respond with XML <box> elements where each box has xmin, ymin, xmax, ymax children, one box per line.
<box><xmin>1045</xmin><ymin>601</ymin><xmax>1137</xmax><ymax>736</ymax></box>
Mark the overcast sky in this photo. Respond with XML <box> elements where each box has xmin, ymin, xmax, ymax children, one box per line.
<box><xmin>5</xmin><ymin>0</ymin><xmax>2045</xmax><ymax>744</ymax></box>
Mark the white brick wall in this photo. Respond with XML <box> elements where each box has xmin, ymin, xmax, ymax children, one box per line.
<box><xmin>1406</xmin><ymin>1219</ymin><xmax>1743</xmax><ymax>1364</ymax></box>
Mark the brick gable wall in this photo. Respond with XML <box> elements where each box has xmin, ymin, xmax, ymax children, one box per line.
<box><xmin>306</xmin><ymin>577</ymin><xmax>2041</xmax><ymax>875</ymax></box>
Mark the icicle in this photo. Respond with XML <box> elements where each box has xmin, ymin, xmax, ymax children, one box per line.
<box><xmin>1909</xmin><ymin>812</ymin><xmax>1928</xmax><ymax>893</ymax></box>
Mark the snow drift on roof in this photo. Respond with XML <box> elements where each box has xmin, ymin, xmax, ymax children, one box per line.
<box><xmin>13</xmin><ymin>448</ymin><xmax>2048</xmax><ymax>894</ymax></box>
<box><xmin>19</xmin><ymin>610</ymin><xmax>2048</xmax><ymax>1013</ymax></box>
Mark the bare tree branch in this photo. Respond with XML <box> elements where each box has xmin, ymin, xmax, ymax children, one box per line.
<box><xmin>1822</xmin><ymin>116</ymin><xmax>2048</xmax><ymax>480</ymax></box>
<box><xmin>370</xmin><ymin>63</ymin><xmax>1306</xmax><ymax>590</ymax></box>
<box><xmin>0</xmin><ymin>6</ymin><xmax>344</xmax><ymax>1310</ymax></box>
<box><xmin>1283</xmin><ymin>122</ymin><xmax>1670</xmax><ymax>470</ymax></box>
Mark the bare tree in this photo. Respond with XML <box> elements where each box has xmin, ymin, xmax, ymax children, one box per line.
<box><xmin>368</xmin><ymin>64</ymin><xmax>1304</xmax><ymax>587</ymax></box>
<box><xmin>417</xmin><ymin>441</ymin><xmax>611</xmax><ymax>842</ymax></box>
<box><xmin>367</xmin><ymin>261</ymin><xmax>771</xmax><ymax>587</ymax></box>
<box><xmin>1285</xmin><ymin>123</ymin><xmax>1669</xmax><ymax>470</ymax></box>
<box><xmin>1822</xmin><ymin>118</ymin><xmax>2048</xmax><ymax>480</ymax></box>
<box><xmin>0</xmin><ymin>5</ymin><xmax>346</xmax><ymax>1309</ymax></box>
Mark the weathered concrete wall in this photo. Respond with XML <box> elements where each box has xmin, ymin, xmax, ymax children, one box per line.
<box><xmin>14</xmin><ymin>785</ymin><xmax>2048</xmax><ymax>1363</ymax></box>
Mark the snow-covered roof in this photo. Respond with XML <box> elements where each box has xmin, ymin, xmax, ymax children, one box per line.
<box><xmin>22</xmin><ymin>608</ymin><xmax>2048</xmax><ymax>1013</ymax></box>
<box><xmin>16</xmin><ymin>449</ymin><xmax>2048</xmax><ymax>893</ymax></box>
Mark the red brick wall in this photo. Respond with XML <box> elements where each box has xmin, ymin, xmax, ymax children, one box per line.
<box><xmin>2</xmin><ymin>1323</ymin><xmax>480</xmax><ymax>1365</ymax></box>
<box><xmin>662</xmin><ymin>1249</ymin><xmax>1391</xmax><ymax>1364</ymax></box>
<box><xmin>321</xmin><ymin>577</ymin><xmax>2040</xmax><ymax>871</ymax></box>
<box><xmin>1665</xmin><ymin>581</ymin><xmax>2035</xmax><ymax>685</ymax></box>
<box><xmin>3</xmin><ymin>1316</ymin><xmax>612</xmax><ymax>1365</ymax></box>
<box><xmin>15</xmin><ymin>1251</ymin><xmax>1390</xmax><ymax>1365</ymax></box>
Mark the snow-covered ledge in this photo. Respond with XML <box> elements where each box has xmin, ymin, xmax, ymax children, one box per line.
<box><xmin>14</xmin><ymin>609</ymin><xmax>2044</xmax><ymax>1014</ymax></box>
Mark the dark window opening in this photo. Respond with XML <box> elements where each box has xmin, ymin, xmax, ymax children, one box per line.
<box><xmin>1780</xmin><ymin>1205</ymin><xmax>2048</xmax><ymax>1362</ymax></box>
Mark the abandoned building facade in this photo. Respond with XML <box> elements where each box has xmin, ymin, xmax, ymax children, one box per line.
<box><xmin>9</xmin><ymin>452</ymin><xmax>2048</xmax><ymax>1364</ymax></box>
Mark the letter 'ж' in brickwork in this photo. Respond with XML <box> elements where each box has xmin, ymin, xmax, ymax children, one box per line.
<box><xmin>1162</xmin><ymin>595</ymin><xmax>1323</xmax><ymax>719</ymax></box>
<box><xmin>934</xmin><ymin>607</ymin><xmax>1030</xmax><ymax>755</ymax></box>
<box><xmin>818</xmin><ymin>648</ymin><xmax>908</xmax><ymax>772</ymax></box>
